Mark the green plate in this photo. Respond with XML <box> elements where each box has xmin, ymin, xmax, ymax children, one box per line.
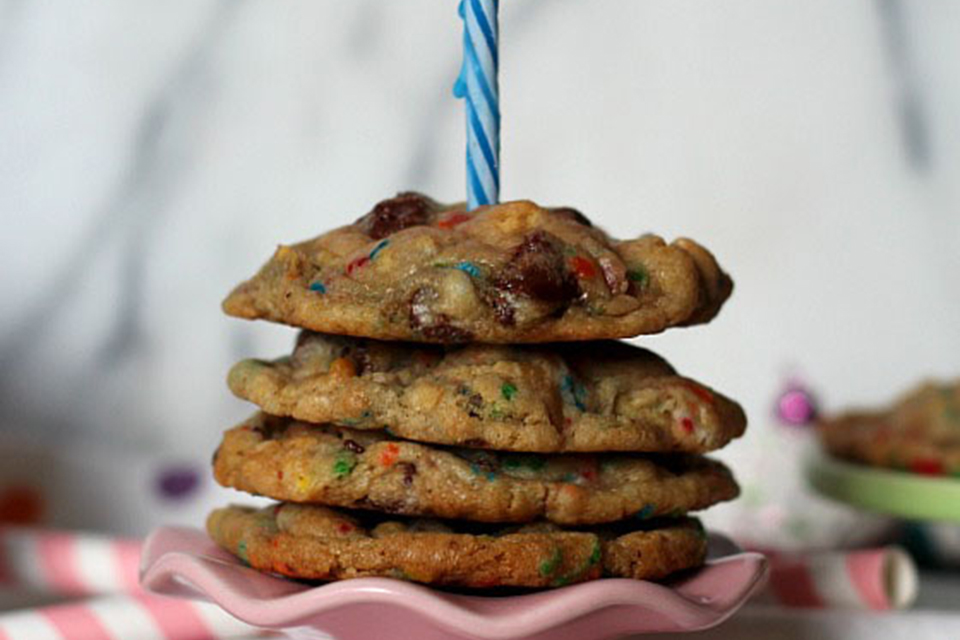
<box><xmin>806</xmin><ymin>450</ymin><xmax>960</xmax><ymax>523</ymax></box>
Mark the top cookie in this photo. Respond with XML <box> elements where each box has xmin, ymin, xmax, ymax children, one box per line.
<box><xmin>223</xmin><ymin>193</ymin><xmax>732</xmax><ymax>343</ymax></box>
<box><xmin>819</xmin><ymin>380</ymin><xmax>960</xmax><ymax>476</ymax></box>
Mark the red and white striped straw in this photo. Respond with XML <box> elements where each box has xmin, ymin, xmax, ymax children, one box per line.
<box><xmin>0</xmin><ymin>594</ymin><xmax>260</xmax><ymax>640</ymax></box>
<box><xmin>759</xmin><ymin>546</ymin><xmax>918</xmax><ymax>610</ymax></box>
<box><xmin>0</xmin><ymin>528</ymin><xmax>142</xmax><ymax>597</ymax></box>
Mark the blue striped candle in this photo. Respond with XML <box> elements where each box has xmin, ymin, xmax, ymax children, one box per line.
<box><xmin>454</xmin><ymin>0</ymin><xmax>500</xmax><ymax>210</ymax></box>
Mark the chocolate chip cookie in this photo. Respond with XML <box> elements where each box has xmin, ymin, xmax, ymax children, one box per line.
<box><xmin>222</xmin><ymin>193</ymin><xmax>732</xmax><ymax>343</ymax></box>
<box><xmin>819</xmin><ymin>380</ymin><xmax>960</xmax><ymax>476</ymax></box>
<box><xmin>207</xmin><ymin>503</ymin><xmax>708</xmax><ymax>587</ymax></box>
<box><xmin>212</xmin><ymin>414</ymin><xmax>738</xmax><ymax>525</ymax></box>
<box><xmin>228</xmin><ymin>332</ymin><xmax>746</xmax><ymax>453</ymax></box>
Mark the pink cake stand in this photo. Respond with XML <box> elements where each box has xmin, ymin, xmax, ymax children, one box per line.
<box><xmin>140</xmin><ymin>527</ymin><xmax>767</xmax><ymax>640</ymax></box>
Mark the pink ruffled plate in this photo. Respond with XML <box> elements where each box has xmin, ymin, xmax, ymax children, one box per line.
<box><xmin>140</xmin><ymin>527</ymin><xmax>766</xmax><ymax>640</ymax></box>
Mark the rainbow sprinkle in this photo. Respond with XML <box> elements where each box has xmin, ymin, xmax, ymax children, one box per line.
<box><xmin>369</xmin><ymin>239</ymin><xmax>390</xmax><ymax>260</ymax></box>
<box><xmin>453</xmin><ymin>261</ymin><xmax>481</xmax><ymax>277</ymax></box>
<box><xmin>626</xmin><ymin>266</ymin><xmax>649</xmax><ymax>288</ymax></box>
<box><xmin>502</xmin><ymin>454</ymin><xmax>545</xmax><ymax>472</ymax></box>
<box><xmin>539</xmin><ymin>548</ymin><xmax>563</xmax><ymax>577</ymax></box>
<box><xmin>500</xmin><ymin>382</ymin><xmax>517</xmax><ymax>400</ymax></box>
<box><xmin>551</xmin><ymin>540</ymin><xmax>602</xmax><ymax>586</ymax></box>
<box><xmin>636</xmin><ymin>503</ymin><xmax>656</xmax><ymax>519</ymax></box>
<box><xmin>333</xmin><ymin>452</ymin><xmax>357</xmax><ymax>478</ymax></box>
<box><xmin>237</xmin><ymin>540</ymin><xmax>250</xmax><ymax>565</ymax></box>
<box><xmin>561</xmin><ymin>375</ymin><xmax>587</xmax><ymax>411</ymax></box>
<box><xmin>309</xmin><ymin>281</ymin><xmax>327</xmax><ymax>293</ymax></box>
<box><xmin>379</xmin><ymin>443</ymin><xmax>400</xmax><ymax>467</ymax></box>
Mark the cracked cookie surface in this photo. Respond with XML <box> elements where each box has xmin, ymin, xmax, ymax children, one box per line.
<box><xmin>228</xmin><ymin>332</ymin><xmax>746</xmax><ymax>453</ymax></box>
<box><xmin>207</xmin><ymin>502</ymin><xmax>708</xmax><ymax>588</ymax></box>
<box><xmin>212</xmin><ymin>414</ymin><xmax>739</xmax><ymax>525</ymax></box>
<box><xmin>222</xmin><ymin>193</ymin><xmax>732</xmax><ymax>343</ymax></box>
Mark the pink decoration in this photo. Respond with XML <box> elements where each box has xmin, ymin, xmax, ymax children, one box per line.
<box><xmin>776</xmin><ymin>383</ymin><xmax>818</xmax><ymax>426</ymax></box>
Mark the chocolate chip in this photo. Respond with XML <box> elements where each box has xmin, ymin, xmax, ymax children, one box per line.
<box><xmin>465</xmin><ymin>451</ymin><xmax>500</xmax><ymax>477</ymax></box>
<box><xmin>422</xmin><ymin>323</ymin><xmax>473</xmax><ymax>343</ymax></box>
<box><xmin>407</xmin><ymin>287</ymin><xmax>473</xmax><ymax>343</ymax></box>
<box><xmin>356</xmin><ymin>192</ymin><xmax>434</xmax><ymax>240</ymax></box>
<box><xmin>493</xmin><ymin>231</ymin><xmax>580</xmax><ymax>307</ymax></box>
<box><xmin>350</xmin><ymin>342</ymin><xmax>372</xmax><ymax>375</ymax></box>
<box><xmin>399</xmin><ymin>463</ymin><xmax>417</xmax><ymax>486</ymax></box>
<box><xmin>655</xmin><ymin>456</ymin><xmax>692</xmax><ymax>476</ymax></box>
<box><xmin>408</xmin><ymin>287</ymin><xmax>435</xmax><ymax>327</ymax></box>
<box><xmin>252</xmin><ymin>416</ymin><xmax>287</xmax><ymax>440</ymax></box>
<box><xmin>343</xmin><ymin>439</ymin><xmax>365</xmax><ymax>454</ymax></box>
<box><xmin>354</xmin><ymin>497</ymin><xmax>406</xmax><ymax>514</ymax></box>
<box><xmin>487</xmin><ymin>290</ymin><xmax>516</xmax><ymax>326</ymax></box>
<box><xmin>551</xmin><ymin>206</ymin><xmax>593</xmax><ymax>228</ymax></box>
<box><xmin>466</xmin><ymin>393</ymin><xmax>484</xmax><ymax>418</ymax></box>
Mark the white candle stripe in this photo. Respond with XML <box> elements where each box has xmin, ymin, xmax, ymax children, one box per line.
<box><xmin>468</xmin><ymin>81</ymin><xmax>498</xmax><ymax>132</ymax></box>
<box><xmin>468</xmin><ymin>137</ymin><xmax>498</xmax><ymax>192</ymax></box>
<box><xmin>75</xmin><ymin>538</ymin><xmax>125</xmax><ymax>594</ymax></box>
<box><xmin>88</xmin><ymin>596</ymin><xmax>166</xmax><ymax>640</ymax></box>
<box><xmin>464</xmin><ymin>50</ymin><xmax>498</xmax><ymax>118</ymax></box>
<box><xmin>1</xmin><ymin>530</ymin><xmax>49</xmax><ymax>591</ymax></box>
<box><xmin>0</xmin><ymin>610</ymin><xmax>65</xmax><ymax>640</ymax></box>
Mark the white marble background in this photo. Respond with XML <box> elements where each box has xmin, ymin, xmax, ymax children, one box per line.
<box><xmin>0</xmin><ymin>0</ymin><xmax>958</xmax><ymax>536</ymax></box>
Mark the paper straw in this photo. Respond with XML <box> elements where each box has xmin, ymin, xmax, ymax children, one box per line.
<box><xmin>0</xmin><ymin>594</ymin><xmax>259</xmax><ymax>640</ymax></box>
<box><xmin>759</xmin><ymin>546</ymin><xmax>918</xmax><ymax>610</ymax></box>
<box><xmin>0</xmin><ymin>528</ymin><xmax>142</xmax><ymax>597</ymax></box>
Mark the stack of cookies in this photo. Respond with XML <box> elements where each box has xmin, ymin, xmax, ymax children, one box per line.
<box><xmin>208</xmin><ymin>193</ymin><xmax>746</xmax><ymax>588</ymax></box>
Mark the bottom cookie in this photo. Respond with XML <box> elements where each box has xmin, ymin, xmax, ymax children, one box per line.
<box><xmin>207</xmin><ymin>503</ymin><xmax>707</xmax><ymax>588</ymax></box>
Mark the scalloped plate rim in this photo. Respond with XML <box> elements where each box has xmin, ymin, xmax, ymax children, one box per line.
<box><xmin>141</xmin><ymin>526</ymin><xmax>768</xmax><ymax>639</ymax></box>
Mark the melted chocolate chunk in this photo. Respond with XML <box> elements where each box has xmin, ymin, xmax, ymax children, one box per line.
<box><xmin>419</xmin><ymin>323</ymin><xmax>473</xmax><ymax>343</ymax></box>
<box><xmin>398</xmin><ymin>463</ymin><xmax>418</xmax><ymax>487</ymax></box>
<box><xmin>653</xmin><ymin>455</ymin><xmax>694</xmax><ymax>476</ymax></box>
<box><xmin>487</xmin><ymin>290</ymin><xmax>517</xmax><ymax>326</ymax></box>
<box><xmin>407</xmin><ymin>287</ymin><xmax>473</xmax><ymax>343</ymax></box>
<box><xmin>493</xmin><ymin>231</ymin><xmax>580</xmax><ymax>307</ymax></box>
<box><xmin>463</xmin><ymin>451</ymin><xmax>500</xmax><ymax>477</ymax></box>
<box><xmin>349</xmin><ymin>342</ymin><xmax>373</xmax><ymax>375</ymax></box>
<box><xmin>252</xmin><ymin>416</ymin><xmax>288</xmax><ymax>440</ymax></box>
<box><xmin>466</xmin><ymin>393</ymin><xmax>484</xmax><ymax>419</ymax></box>
<box><xmin>354</xmin><ymin>496</ymin><xmax>406</xmax><ymax>514</ymax></box>
<box><xmin>408</xmin><ymin>287</ymin><xmax>438</xmax><ymax>328</ymax></box>
<box><xmin>343</xmin><ymin>439</ymin><xmax>365</xmax><ymax>454</ymax></box>
<box><xmin>356</xmin><ymin>192</ymin><xmax>433</xmax><ymax>240</ymax></box>
<box><xmin>551</xmin><ymin>206</ymin><xmax>593</xmax><ymax>228</ymax></box>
